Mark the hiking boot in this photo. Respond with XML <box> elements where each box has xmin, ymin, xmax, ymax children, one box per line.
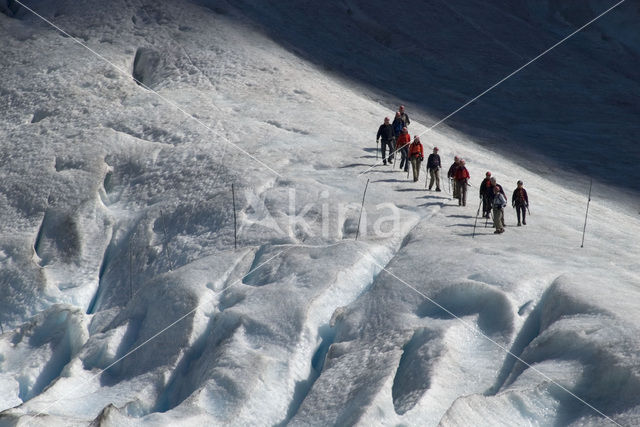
<box><xmin>436</xmin><ymin>188</ymin><xmax>441</xmax><ymax>192</ymax></box>
<box><xmin>383</xmin><ymin>160</ymin><xmax>387</xmax><ymax>165</ymax></box>
<box><xmin>494</xmin><ymin>230</ymin><xmax>501</xmax><ymax>234</ymax></box>
<box><xmin>517</xmin><ymin>222</ymin><xmax>521</xmax><ymax>226</ymax></box>
<box><xmin>523</xmin><ymin>220</ymin><xmax>526</xmax><ymax>225</ymax></box>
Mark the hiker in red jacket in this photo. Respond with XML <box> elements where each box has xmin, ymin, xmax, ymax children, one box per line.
<box><xmin>512</xmin><ymin>180</ymin><xmax>529</xmax><ymax>226</ymax></box>
<box><xmin>408</xmin><ymin>136</ymin><xmax>424</xmax><ymax>182</ymax></box>
<box><xmin>395</xmin><ymin>127</ymin><xmax>411</xmax><ymax>172</ymax></box>
<box><xmin>454</xmin><ymin>159</ymin><xmax>470</xmax><ymax>206</ymax></box>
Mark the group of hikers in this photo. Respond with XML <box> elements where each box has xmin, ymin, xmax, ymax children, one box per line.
<box><xmin>376</xmin><ymin>106</ymin><xmax>530</xmax><ymax>234</ymax></box>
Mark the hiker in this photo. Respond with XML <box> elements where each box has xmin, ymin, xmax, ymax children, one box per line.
<box><xmin>454</xmin><ymin>159</ymin><xmax>470</xmax><ymax>206</ymax></box>
<box><xmin>409</xmin><ymin>136</ymin><xmax>424</xmax><ymax>182</ymax></box>
<box><xmin>447</xmin><ymin>156</ymin><xmax>460</xmax><ymax>198</ymax></box>
<box><xmin>396</xmin><ymin>127</ymin><xmax>411</xmax><ymax>172</ymax></box>
<box><xmin>398</xmin><ymin>105</ymin><xmax>410</xmax><ymax>127</ymax></box>
<box><xmin>392</xmin><ymin>112</ymin><xmax>404</xmax><ymax>136</ymax></box>
<box><xmin>512</xmin><ymin>180</ymin><xmax>529</xmax><ymax>226</ymax></box>
<box><xmin>479</xmin><ymin>171</ymin><xmax>493</xmax><ymax>218</ymax></box>
<box><xmin>376</xmin><ymin>117</ymin><xmax>395</xmax><ymax>165</ymax></box>
<box><xmin>426</xmin><ymin>147</ymin><xmax>441</xmax><ymax>191</ymax></box>
<box><xmin>492</xmin><ymin>185</ymin><xmax>507</xmax><ymax>234</ymax></box>
<box><xmin>490</xmin><ymin>176</ymin><xmax>506</xmax><ymax>227</ymax></box>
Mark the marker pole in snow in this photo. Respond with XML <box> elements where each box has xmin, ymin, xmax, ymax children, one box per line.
<box><xmin>128</xmin><ymin>238</ymin><xmax>133</xmax><ymax>301</ymax></box>
<box><xmin>160</xmin><ymin>209</ymin><xmax>174</xmax><ymax>271</ymax></box>
<box><xmin>355</xmin><ymin>179</ymin><xmax>370</xmax><ymax>241</ymax></box>
<box><xmin>232</xmin><ymin>183</ymin><xmax>238</xmax><ymax>250</ymax></box>
<box><xmin>581</xmin><ymin>179</ymin><xmax>593</xmax><ymax>248</ymax></box>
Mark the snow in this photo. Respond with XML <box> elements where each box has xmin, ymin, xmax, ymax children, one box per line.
<box><xmin>1</xmin><ymin>0</ymin><xmax>640</xmax><ymax>426</ymax></box>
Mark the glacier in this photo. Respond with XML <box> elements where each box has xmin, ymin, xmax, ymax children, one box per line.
<box><xmin>1</xmin><ymin>0</ymin><xmax>639</xmax><ymax>426</ymax></box>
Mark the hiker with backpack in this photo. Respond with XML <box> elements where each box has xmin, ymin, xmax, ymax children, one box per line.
<box><xmin>396</xmin><ymin>127</ymin><xmax>411</xmax><ymax>172</ymax></box>
<box><xmin>454</xmin><ymin>159</ymin><xmax>470</xmax><ymax>206</ymax></box>
<box><xmin>479</xmin><ymin>171</ymin><xmax>493</xmax><ymax>218</ymax></box>
<box><xmin>409</xmin><ymin>136</ymin><xmax>424</xmax><ymax>182</ymax></box>
<box><xmin>376</xmin><ymin>117</ymin><xmax>395</xmax><ymax>165</ymax></box>
<box><xmin>426</xmin><ymin>147</ymin><xmax>442</xmax><ymax>191</ymax></box>
<box><xmin>392</xmin><ymin>112</ymin><xmax>404</xmax><ymax>136</ymax></box>
<box><xmin>447</xmin><ymin>156</ymin><xmax>461</xmax><ymax>199</ymax></box>
<box><xmin>492</xmin><ymin>184</ymin><xmax>507</xmax><ymax>234</ymax></box>
<box><xmin>398</xmin><ymin>105</ymin><xmax>410</xmax><ymax>127</ymax></box>
<box><xmin>512</xmin><ymin>180</ymin><xmax>529</xmax><ymax>226</ymax></box>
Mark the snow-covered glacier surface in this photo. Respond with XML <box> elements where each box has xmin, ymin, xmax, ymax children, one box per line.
<box><xmin>1</xmin><ymin>1</ymin><xmax>639</xmax><ymax>426</ymax></box>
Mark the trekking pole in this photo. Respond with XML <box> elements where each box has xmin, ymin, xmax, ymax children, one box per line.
<box><xmin>580</xmin><ymin>179</ymin><xmax>592</xmax><ymax>248</ymax></box>
<box><xmin>355</xmin><ymin>178</ymin><xmax>370</xmax><ymax>241</ymax></box>
<box><xmin>425</xmin><ymin>166</ymin><xmax>429</xmax><ymax>189</ymax></box>
<box><xmin>232</xmin><ymin>183</ymin><xmax>238</xmax><ymax>250</ymax></box>
<box><xmin>376</xmin><ymin>140</ymin><xmax>379</xmax><ymax>161</ymax></box>
<box><xmin>407</xmin><ymin>160</ymin><xmax>411</xmax><ymax>180</ymax></box>
<box><xmin>472</xmin><ymin>199</ymin><xmax>482</xmax><ymax>238</ymax></box>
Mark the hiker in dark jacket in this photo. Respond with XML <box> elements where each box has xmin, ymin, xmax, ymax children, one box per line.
<box><xmin>376</xmin><ymin>117</ymin><xmax>395</xmax><ymax>165</ymax></box>
<box><xmin>512</xmin><ymin>180</ymin><xmax>529</xmax><ymax>226</ymax></box>
<box><xmin>398</xmin><ymin>105</ymin><xmax>410</xmax><ymax>127</ymax></box>
<box><xmin>479</xmin><ymin>171</ymin><xmax>493</xmax><ymax>218</ymax></box>
<box><xmin>392</xmin><ymin>112</ymin><xmax>404</xmax><ymax>136</ymax></box>
<box><xmin>426</xmin><ymin>147</ymin><xmax>441</xmax><ymax>191</ymax></box>
<box><xmin>447</xmin><ymin>156</ymin><xmax>460</xmax><ymax>198</ymax></box>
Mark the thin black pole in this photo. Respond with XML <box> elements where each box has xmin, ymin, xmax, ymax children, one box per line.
<box><xmin>355</xmin><ymin>179</ymin><xmax>370</xmax><ymax>241</ymax></box>
<box><xmin>472</xmin><ymin>198</ymin><xmax>482</xmax><ymax>238</ymax></box>
<box><xmin>581</xmin><ymin>179</ymin><xmax>593</xmax><ymax>248</ymax></box>
<box><xmin>160</xmin><ymin>209</ymin><xmax>174</xmax><ymax>271</ymax></box>
<box><xmin>128</xmin><ymin>237</ymin><xmax>133</xmax><ymax>301</ymax></box>
<box><xmin>232</xmin><ymin>183</ymin><xmax>238</xmax><ymax>250</ymax></box>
